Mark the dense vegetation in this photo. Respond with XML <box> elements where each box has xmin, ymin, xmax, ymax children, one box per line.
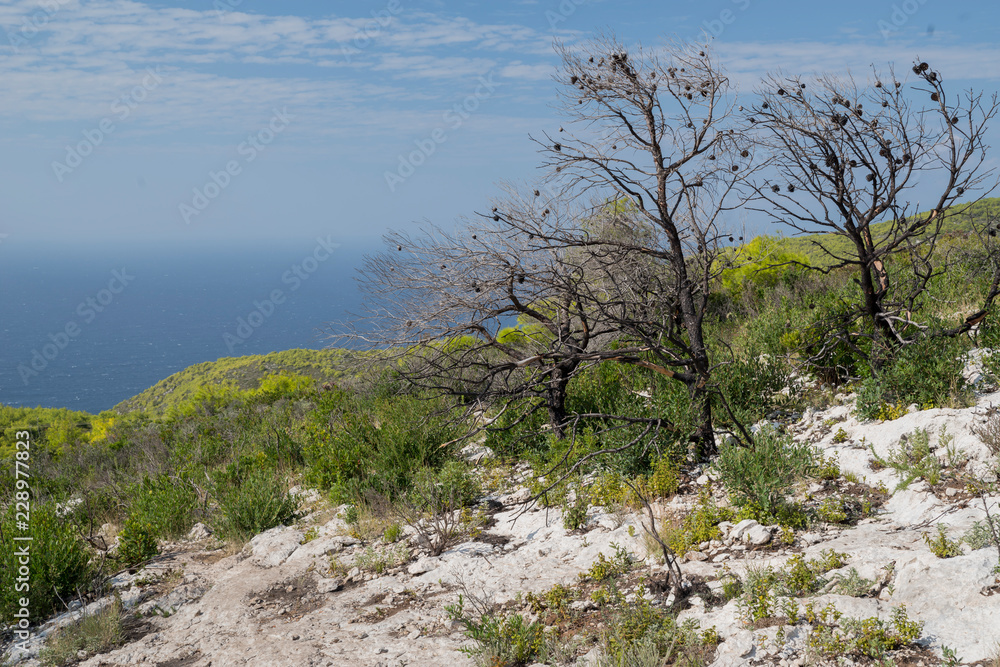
<box><xmin>2</xmin><ymin>205</ymin><xmax>997</xmax><ymax>637</ymax></box>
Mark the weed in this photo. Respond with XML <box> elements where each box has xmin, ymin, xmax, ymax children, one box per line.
<box><xmin>871</xmin><ymin>427</ymin><xmax>945</xmax><ymax>490</ymax></box>
<box><xmin>963</xmin><ymin>516</ymin><xmax>1000</xmax><ymax>550</ymax></box>
<box><xmin>447</xmin><ymin>594</ymin><xmax>550</xmax><ymax>666</ymax></box>
<box><xmin>117</xmin><ymin>516</ymin><xmax>159</xmax><ymax>565</ymax></box>
<box><xmin>833</xmin><ymin>428</ymin><xmax>849</xmax><ymax>444</ymax></box>
<box><xmin>562</xmin><ymin>488</ymin><xmax>589</xmax><ymax>531</ymax></box>
<box><xmin>354</xmin><ymin>543</ymin><xmax>411</xmax><ymax>574</ymax></box>
<box><xmin>922</xmin><ymin>523</ymin><xmax>962</xmax><ymax>558</ymax></box>
<box><xmin>807</xmin><ymin>605</ymin><xmax>923</xmax><ymax>660</ymax></box>
<box><xmin>972</xmin><ymin>407</ymin><xmax>1000</xmax><ymax>457</ymax></box>
<box><xmin>215</xmin><ymin>468</ymin><xmax>297</xmax><ymax>543</ymax></box>
<box><xmin>525</xmin><ymin>583</ymin><xmax>575</xmax><ymax>617</ymax></box>
<box><xmin>653</xmin><ymin>487</ymin><xmax>732</xmax><ymax>557</ymax></box>
<box><xmin>831</xmin><ymin>568</ymin><xmax>875</xmax><ymax>597</ymax></box>
<box><xmin>580</xmin><ymin>543</ymin><xmax>634</xmax><ymax>582</ymax></box>
<box><xmin>383</xmin><ymin>522</ymin><xmax>403</xmax><ymax>544</ymax></box>
<box><xmin>942</xmin><ymin>645</ymin><xmax>963</xmax><ymax>667</ymax></box>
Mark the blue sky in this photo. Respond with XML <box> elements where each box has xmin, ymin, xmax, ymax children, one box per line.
<box><xmin>1</xmin><ymin>0</ymin><xmax>999</xmax><ymax>248</ymax></box>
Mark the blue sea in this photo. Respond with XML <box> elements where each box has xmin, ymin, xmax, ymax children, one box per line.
<box><xmin>0</xmin><ymin>239</ymin><xmax>376</xmax><ymax>414</ymax></box>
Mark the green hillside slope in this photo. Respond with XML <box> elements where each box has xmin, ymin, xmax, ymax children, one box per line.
<box><xmin>773</xmin><ymin>197</ymin><xmax>1000</xmax><ymax>267</ymax></box>
<box><xmin>113</xmin><ymin>348</ymin><xmax>359</xmax><ymax>415</ymax></box>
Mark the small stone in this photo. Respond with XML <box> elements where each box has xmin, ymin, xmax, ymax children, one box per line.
<box><xmin>685</xmin><ymin>551</ymin><xmax>708</xmax><ymax>562</ymax></box>
<box><xmin>696</xmin><ymin>474</ymin><xmax>710</xmax><ymax>485</ymax></box>
<box><xmin>292</xmin><ymin>634</ymin><xmax>300</xmax><ymax>641</ymax></box>
<box><xmin>186</xmin><ymin>523</ymin><xmax>212</xmax><ymax>540</ymax></box>
<box><xmin>945</xmin><ymin>487</ymin><xmax>959</xmax><ymax>498</ymax></box>
<box><xmin>318</xmin><ymin>577</ymin><xmax>344</xmax><ymax>594</ymax></box>
<box><xmin>376</xmin><ymin>647</ymin><xmax>388</xmax><ymax>654</ymax></box>
<box><xmin>745</xmin><ymin>524</ymin><xmax>773</xmax><ymax>546</ymax></box>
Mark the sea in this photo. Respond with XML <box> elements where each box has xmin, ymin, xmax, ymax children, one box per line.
<box><xmin>0</xmin><ymin>239</ymin><xmax>377</xmax><ymax>414</ymax></box>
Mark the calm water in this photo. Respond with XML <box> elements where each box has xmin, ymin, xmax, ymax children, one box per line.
<box><xmin>0</xmin><ymin>239</ymin><xmax>376</xmax><ymax>413</ymax></box>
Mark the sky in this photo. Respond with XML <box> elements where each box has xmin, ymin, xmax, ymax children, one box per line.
<box><xmin>1</xmin><ymin>0</ymin><xmax>999</xmax><ymax>250</ymax></box>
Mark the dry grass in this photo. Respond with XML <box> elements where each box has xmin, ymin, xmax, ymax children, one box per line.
<box><xmin>38</xmin><ymin>598</ymin><xmax>125</xmax><ymax>667</ymax></box>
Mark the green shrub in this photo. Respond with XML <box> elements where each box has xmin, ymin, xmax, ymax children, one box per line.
<box><xmin>409</xmin><ymin>460</ymin><xmax>480</xmax><ymax>512</ymax></box>
<box><xmin>303</xmin><ymin>389</ymin><xmax>459</xmax><ymax>503</ymax></box>
<box><xmin>714</xmin><ymin>355</ymin><xmax>789</xmax><ymax>427</ymax></box>
<box><xmin>579</xmin><ymin>544</ymin><xmax>635</xmax><ymax>582</ymax></box>
<box><xmin>715</xmin><ymin>428</ymin><xmax>814</xmax><ymax>520</ymax></box>
<box><xmin>963</xmin><ymin>516</ymin><xmax>1000</xmax><ymax>551</ymax></box>
<box><xmin>855</xmin><ymin>334</ymin><xmax>971</xmax><ymax>421</ymax></box>
<box><xmin>871</xmin><ymin>427</ymin><xmax>946</xmax><ymax>490</ymax></box>
<box><xmin>660</xmin><ymin>487</ymin><xmax>733</xmax><ymax>556</ymax></box>
<box><xmin>807</xmin><ymin>604</ymin><xmax>923</xmax><ymax>660</ymax></box>
<box><xmin>215</xmin><ymin>468</ymin><xmax>297</xmax><ymax>542</ymax></box>
<box><xmin>447</xmin><ymin>596</ymin><xmax>550</xmax><ymax>667</ymax></box>
<box><xmin>127</xmin><ymin>475</ymin><xmax>199</xmax><ymax>540</ymax></box>
<box><xmin>117</xmin><ymin>516</ymin><xmax>159</xmax><ymax>565</ymax></box>
<box><xmin>599</xmin><ymin>601</ymin><xmax>716</xmax><ymax>667</ymax></box>
<box><xmin>0</xmin><ymin>504</ymin><xmax>93</xmax><ymax>624</ymax></box>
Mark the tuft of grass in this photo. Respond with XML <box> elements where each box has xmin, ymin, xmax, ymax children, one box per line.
<box><xmin>38</xmin><ymin>597</ymin><xmax>125</xmax><ymax>667</ymax></box>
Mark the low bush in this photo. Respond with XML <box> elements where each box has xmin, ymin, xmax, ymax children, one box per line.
<box><xmin>214</xmin><ymin>468</ymin><xmax>297</xmax><ymax>542</ymax></box>
<box><xmin>0</xmin><ymin>504</ymin><xmax>93</xmax><ymax>623</ymax></box>
<box><xmin>657</xmin><ymin>487</ymin><xmax>732</xmax><ymax>556</ymax></box>
<box><xmin>715</xmin><ymin>428</ymin><xmax>814</xmax><ymax>520</ymax></box>
<box><xmin>117</xmin><ymin>516</ymin><xmax>159</xmax><ymax>565</ymax></box>
<box><xmin>855</xmin><ymin>334</ymin><xmax>972</xmax><ymax>421</ymax></box>
<box><xmin>714</xmin><ymin>354</ymin><xmax>790</xmax><ymax>427</ymax></box>
<box><xmin>807</xmin><ymin>604</ymin><xmax>923</xmax><ymax>660</ymax></box>
<box><xmin>923</xmin><ymin>523</ymin><xmax>963</xmax><ymax>559</ymax></box>
<box><xmin>598</xmin><ymin>600</ymin><xmax>717</xmax><ymax>667</ymax></box>
<box><xmin>302</xmin><ymin>389</ymin><xmax>460</xmax><ymax>503</ymax></box>
<box><xmin>447</xmin><ymin>595</ymin><xmax>550</xmax><ymax>667</ymax></box>
<box><xmin>126</xmin><ymin>475</ymin><xmax>200</xmax><ymax>540</ymax></box>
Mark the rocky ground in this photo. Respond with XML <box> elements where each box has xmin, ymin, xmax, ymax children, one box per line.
<box><xmin>4</xmin><ymin>387</ymin><xmax>1000</xmax><ymax>667</ymax></box>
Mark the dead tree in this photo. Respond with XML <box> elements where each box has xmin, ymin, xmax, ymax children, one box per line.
<box><xmin>336</xmin><ymin>192</ymin><xmax>624</xmax><ymax>439</ymax></box>
<box><xmin>525</xmin><ymin>36</ymin><xmax>752</xmax><ymax>458</ymax></box>
<box><xmin>748</xmin><ymin>61</ymin><xmax>999</xmax><ymax>365</ymax></box>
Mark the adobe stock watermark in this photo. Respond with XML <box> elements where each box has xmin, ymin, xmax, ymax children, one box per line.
<box><xmin>700</xmin><ymin>0</ymin><xmax>752</xmax><ymax>43</ymax></box>
<box><xmin>877</xmin><ymin>0</ymin><xmax>930</xmax><ymax>39</ymax></box>
<box><xmin>545</xmin><ymin>0</ymin><xmax>587</xmax><ymax>30</ymax></box>
<box><xmin>179</xmin><ymin>107</ymin><xmax>293</xmax><ymax>225</ymax></box>
<box><xmin>16</xmin><ymin>268</ymin><xmax>135</xmax><ymax>386</ymax></box>
<box><xmin>6</xmin><ymin>0</ymin><xmax>72</xmax><ymax>53</ymax></box>
<box><xmin>221</xmin><ymin>236</ymin><xmax>339</xmax><ymax>353</ymax></box>
<box><xmin>51</xmin><ymin>67</ymin><xmax>164</xmax><ymax>183</ymax></box>
<box><xmin>341</xmin><ymin>0</ymin><xmax>403</xmax><ymax>62</ymax></box>
<box><xmin>10</xmin><ymin>430</ymin><xmax>33</xmax><ymax>655</ymax></box>
<box><xmin>384</xmin><ymin>72</ymin><xmax>499</xmax><ymax>192</ymax></box>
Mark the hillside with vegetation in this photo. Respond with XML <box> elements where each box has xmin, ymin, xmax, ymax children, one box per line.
<box><xmin>3</xmin><ymin>39</ymin><xmax>1000</xmax><ymax>667</ymax></box>
<box><xmin>111</xmin><ymin>348</ymin><xmax>365</xmax><ymax>416</ymax></box>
